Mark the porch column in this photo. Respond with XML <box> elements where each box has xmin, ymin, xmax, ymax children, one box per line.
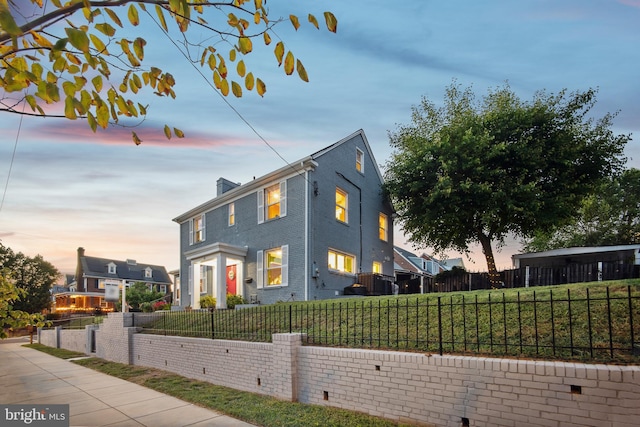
<box><xmin>216</xmin><ymin>253</ymin><xmax>227</xmax><ymax>309</ymax></box>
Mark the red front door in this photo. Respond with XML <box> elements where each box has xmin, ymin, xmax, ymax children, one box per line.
<box><xmin>226</xmin><ymin>265</ymin><xmax>237</xmax><ymax>295</ymax></box>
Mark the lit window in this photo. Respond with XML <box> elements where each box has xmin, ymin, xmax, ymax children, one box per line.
<box><xmin>379</xmin><ymin>213</ymin><xmax>388</xmax><ymax>241</ymax></box>
<box><xmin>190</xmin><ymin>214</ymin><xmax>205</xmax><ymax>244</ymax></box>
<box><xmin>336</xmin><ymin>188</ymin><xmax>348</xmax><ymax>223</ymax></box>
<box><xmin>257</xmin><ymin>245</ymin><xmax>289</xmax><ymax>288</ymax></box>
<box><xmin>356</xmin><ymin>148</ymin><xmax>364</xmax><ymax>173</ymax></box>
<box><xmin>373</xmin><ymin>261</ymin><xmax>382</xmax><ymax>274</ymax></box>
<box><xmin>266</xmin><ymin>184</ymin><xmax>280</xmax><ymax>219</ymax></box>
<box><xmin>328</xmin><ymin>250</ymin><xmax>355</xmax><ymax>274</ymax></box>
<box><xmin>229</xmin><ymin>202</ymin><xmax>235</xmax><ymax>226</ymax></box>
<box><xmin>258</xmin><ymin>181</ymin><xmax>287</xmax><ymax>223</ymax></box>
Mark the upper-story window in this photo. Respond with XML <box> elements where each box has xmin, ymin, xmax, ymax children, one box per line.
<box><xmin>356</xmin><ymin>148</ymin><xmax>364</xmax><ymax>173</ymax></box>
<box><xmin>328</xmin><ymin>249</ymin><xmax>355</xmax><ymax>274</ymax></box>
<box><xmin>228</xmin><ymin>202</ymin><xmax>235</xmax><ymax>226</ymax></box>
<box><xmin>107</xmin><ymin>262</ymin><xmax>116</xmax><ymax>274</ymax></box>
<box><xmin>379</xmin><ymin>213</ymin><xmax>388</xmax><ymax>241</ymax></box>
<box><xmin>144</xmin><ymin>267</ymin><xmax>153</xmax><ymax>279</ymax></box>
<box><xmin>258</xmin><ymin>181</ymin><xmax>287</xmax><ymax>223</ymax></box>
<box><xmin>190</xmin><ymin>214</ymin><xmax>205</xmax><ymax>244</ymax></box>
<box><xmin>335</xmin><ymin>187</ymin><xmax>348</xmax><ymax>223</ymax></box>
<box><xmin>257</xmin><ymin>245</ymin><xmax>289</xmax><ymax>288</ymax></box>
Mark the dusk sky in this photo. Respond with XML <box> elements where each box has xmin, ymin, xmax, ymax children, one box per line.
<box><xmin>1</xmin><ymin>0</ymin><xmax>639</xmax><ymax>278</ymax></box>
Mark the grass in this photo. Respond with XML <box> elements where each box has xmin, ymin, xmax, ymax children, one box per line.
<box><xmin>137</xmin><ymin>279</ymin><xmax>640</xmax><ymax>363</ymax></box>
<box><xmin>23</xmin><ymin>344</ymin><xmax>411</xmax><ymax>427</ymax></box>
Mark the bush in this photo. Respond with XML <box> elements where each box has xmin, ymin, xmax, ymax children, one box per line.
<box><xmin>200</xmin><ymin>295</ymin><xmax>216</xmax><ymax>308</ymax></box>
<box><xmin>140</xmin><ymin>302</ymin><xmax>153</xmax><ymax>313</ymax></box>
<box><xmin>199</xmin><ymin>294</ymin><xmax>247</xmax><ymax>309</ymax></box>
<box><xmin>152</xmin><ymin>300</ymin><xmax>169</xmax><ymax>311</ymax></box>
<box><xmin>226</xmin><ymin>293</ymin><xmax>247</xmax><ymax>309</ymax></box>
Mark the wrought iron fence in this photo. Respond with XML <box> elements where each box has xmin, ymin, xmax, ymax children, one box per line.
<box><xmin>133</xmin><ymin>284</ymin><xmax>640</xmax><ymax>363</ymax></box>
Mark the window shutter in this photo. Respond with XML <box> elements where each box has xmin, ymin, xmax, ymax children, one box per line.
<box><xmin>256</xmin><ymin>250</ymin><xmax>264</xmax><ymax>288</ymax></box>
<box><xmin>201</xmin><ymin>213</ymin><xmax>206</xmax><ymax>242</ymax></box>
<box><xmin>281</xmin><ymin>245</ymin><xmax>288</xmax><ymax>287</ymax></box>
<box><xmin>189</xmin><ymin>219</ymin><xmax>194</xmax><ymax>245</ymax></box>
<box><xmin>279</xmin><ymin>180</ymin><xmax>287</xmax><ymax>217</ymax></box>
<box><xmin>188</xmin><ymin>264</ymin><xmax>193</xmax><ymax>296</ymax></box>
<box><xmin>257</xmin><ymin>189</ymin><xmax>264</xmax><ymax>224</ymax></box>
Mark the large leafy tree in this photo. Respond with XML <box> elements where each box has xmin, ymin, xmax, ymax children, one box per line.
<box><xmin>0</xmin><ymin>0</ymin><xmax>337</xmax><ymax>143</ymax></box>
<box><xmin>384</xmin><ymin>83</ymin><xmax>630</xmax><ymax>284</ymax></box>
<box><xmin>524</xmin><ymin>168</ymin><xmax>640</xmax><ymax>252</ymax></box>
<box><xmin>124</xmin><ymin>281</ymin><xmax>165</xmax><ymax>311</ymax></box>
<box><xmin>0</xmin><ymin>243</ymin><xmax>59</xmax><ymax>313</ymax></box>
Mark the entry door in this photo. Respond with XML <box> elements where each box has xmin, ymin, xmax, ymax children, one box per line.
<box><xmin>226</xmin><ymin>265</ymin><xmax>237</xmax><ymax>295</ymax></box>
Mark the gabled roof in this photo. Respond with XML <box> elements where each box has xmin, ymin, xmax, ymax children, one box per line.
<box><xmin>80</xmin><ymin>256</ymin><xmax>171</xmax><ymax>284</ymax></box>
<box><xmin>173</xmin><ymin>129</ymin><xmax>381</xmax><ymax>223</ymax></box>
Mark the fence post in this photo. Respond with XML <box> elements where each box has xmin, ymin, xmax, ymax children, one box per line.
<box><xmin>437</xmin><ymin>296</ymin><xmax>443</xmax><ymax>356</ymax></box>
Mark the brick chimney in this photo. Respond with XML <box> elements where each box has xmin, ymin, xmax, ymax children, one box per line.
<box><xmin>75</xmin><ymin>247</ymin><xmax>85</xmax><ymax>292</ymax></box>
<box><xmin>216</xmin><ymin>177</ymin><xmax>240</xmax><ymax>196</ymax></box>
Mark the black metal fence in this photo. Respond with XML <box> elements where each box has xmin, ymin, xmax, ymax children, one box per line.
<box><xmin>133</xmin><ymin>283</ymin><xmax>640</xmax><ymax>363</ymax></box>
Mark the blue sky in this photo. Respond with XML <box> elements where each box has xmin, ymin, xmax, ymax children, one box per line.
<box><xmin>1</xmin><ymin>0</ymin><xmax>639</xmax><ymax>275</ymax></box>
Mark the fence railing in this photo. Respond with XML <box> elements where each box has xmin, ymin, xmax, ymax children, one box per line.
<box><xmin>133</xmin><ymin>283</ymin><xmax>640</xmax><ymax>363</ymax></box>
<box><xmin>426</xmin><ymin>262</ymin><xmax>640</xmax><ymax>293</ymax></box>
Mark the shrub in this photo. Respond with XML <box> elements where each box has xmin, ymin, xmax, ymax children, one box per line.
<box><xmin>200</xmin><ymin>295</ymin><xmax>216</xmax><ymax>308</ymax></box>
<box><xmin>226</xmin><ymin>293</ymin><xmax>247</xmax><ymax>309</ymax></box>
<box><xmin>140</xmin><ymin>302</ymin><xmax>153</xmax><ymax>313</ymax></box>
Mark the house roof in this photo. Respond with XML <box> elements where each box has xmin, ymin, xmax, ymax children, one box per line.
<box><xmin>80</xmin><ymin>256</ymin><xmax>172</xmax><ymax>285</ymax></box>
<box><xmin>512</xmin><ymin>244</ymin><xmax>640</xmax><ymax>260</ymax></box>
<box><xmin>173</xmin><ymin>129</ymin><xmax>382</xmax><ymax>223</ymax></box>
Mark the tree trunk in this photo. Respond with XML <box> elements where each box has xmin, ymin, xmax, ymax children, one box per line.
<box><xmin>478</xmin><ymin>233</ymin><xmax>501</xmax><ymax>287</ymax></box>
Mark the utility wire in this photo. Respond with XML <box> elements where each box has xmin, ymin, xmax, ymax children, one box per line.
<box><xmin>146</xmin><ymin>10</ymin><xmax>311</xmax><ymax>182</ymax></box>
<box><xmin>0</xmin><ymin>98</ymin><xmax>25</xmax><ymax>215</ymax></box>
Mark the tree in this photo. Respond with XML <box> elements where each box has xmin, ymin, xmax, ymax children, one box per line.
<box><xmin>124</xmin><ymin>281</ymin><xmax>165</xmax><ymax>311</ymax></box>
<box><xmin>384</xmin><ymin>82</ymin><xmax>630</xmax><ymax>284</ymax></box>
<box><xmin>0</xmin><ymin>243</ymin><xmax>59</xmax><ymax>313</ymax></box>
<box><xmin>523</xmin><ymin>168</ymin><xmax>640</xmax><ymax>252</ymax></box>
<box><xmin>0</xmin><ymin>0</ymin><xmax>337</xmax><ymax>143</ymax></box>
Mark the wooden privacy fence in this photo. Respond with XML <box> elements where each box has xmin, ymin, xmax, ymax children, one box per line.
<box><xmin>424</xmin><ymin>262</ymin><xmax>640</xmax><ymax>293</ymax></box>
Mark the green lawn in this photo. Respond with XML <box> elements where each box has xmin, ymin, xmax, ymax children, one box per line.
<box><xmin>139</xmin><ymin>279</ymin><xmax>640</xmax><ymax>363</ymax></box>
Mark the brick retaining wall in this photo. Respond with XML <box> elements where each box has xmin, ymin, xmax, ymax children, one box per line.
<box><xmin>45</xmin><ymin>312</ymin><xmax>640</xmax><ymax>427</ymax></box>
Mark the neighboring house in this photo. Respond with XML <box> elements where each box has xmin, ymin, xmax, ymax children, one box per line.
<box><xmin>53</xmin><ymin>247</ymin><xmax>172</xmax><ymax>313</ymax></box>
<box><xmin>173</xmin><ymin>130</ymin><xmax>395</xmax><ymax>308</ymax></box>
<box><xmin>512</xmin><ymin>244</ymin><xmax>640</xmax><ymax>269</ymax></box>
<box><xmin>393</xmin><ymin>246</ymin><xmax>454</xmax><ymax>293</ymax></box>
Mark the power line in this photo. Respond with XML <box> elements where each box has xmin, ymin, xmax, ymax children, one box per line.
<box><xmin>146</xmin><ymin>10</ymin><xmax>311</xmax><ymax>182</ymax></box>
<box><xmin>0</xmin><ymin>98</ymin><xmax>25</xmax><ymax>215</ymax></box>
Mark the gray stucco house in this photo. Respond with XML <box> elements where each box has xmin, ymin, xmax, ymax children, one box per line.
<box><xmin>173</xmin><ymin>130</ymin><xmax>395</xmax><ymax>308</ymax></box>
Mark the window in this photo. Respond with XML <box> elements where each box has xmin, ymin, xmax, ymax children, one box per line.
<box><xmin>328</xmin><ymin>249</ymin><xmax>355</xmax><ymax>274</ymax></box>
<box><xmin>257</xmin><ymin>245</ymin><xmax>289</xmax><ymax>288</ymax></box>
<box><xmin>379</xmin><ymin>213</ymin><xmax>388</xmax><ymax>241</ymax></box>
<box><xmin>356</xmin><ymin>148</ymin><xmax>364</xmax><ymax>173</ymax></box>
<box><xmin>228</xmin><ymin>202</ymin><xmax>235</xmax><ymax>226</ymax></box>
<box><xmin>144</xmin><ymin>267</ymin><xmax>152</xmax><ymax>279</ymax></box>
<box><xmin>107</xmin><ymin>262</ymin><xmax>116</xmax><ymax>274</ymax></box>
<box><xmin>373</xmin><ymin>261</ymin><xmax>382</xmax><ymax>274</ymax></box>
<box><xmin>258</xmin><ymin>181</ymin><xmax>287</xmax><ymax>223</ymax></box>
<box><xmin>335</xmin><ymin>188</ymin><xmax>348</xmax><ymax>223</ymax></box>
<box><xmin>190</xmin><ymin>214</ymin><xmax>205</xmax><ymax>244</ymax></box>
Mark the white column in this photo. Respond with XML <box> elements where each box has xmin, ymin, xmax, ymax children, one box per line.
<box><xmin>216</xmin><ymin>253</ymin><xmax>227</xmax><ymax>309</ymax></box>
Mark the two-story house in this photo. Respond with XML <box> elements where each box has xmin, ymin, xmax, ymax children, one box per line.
<box><xmin>54</xmin><ymin>247</ymin><xmax>172</xmax><ymax>313</ymax></box>
<box><xmin>173</xmin><ymin>130</ymin><xmax>395</xmax><ymax>308</ymax></box>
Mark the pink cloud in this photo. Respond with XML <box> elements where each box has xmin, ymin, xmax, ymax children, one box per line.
<box><xmin>23</xmin><ymin>119</ymin><xmax>254</xmax><ymax>149</ymax></box>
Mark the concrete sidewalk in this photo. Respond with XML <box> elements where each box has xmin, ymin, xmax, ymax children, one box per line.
<box><xmin>0</xmin><ymin>338</ymin><xmax>259</xmax><ymax>427</ymax></box>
